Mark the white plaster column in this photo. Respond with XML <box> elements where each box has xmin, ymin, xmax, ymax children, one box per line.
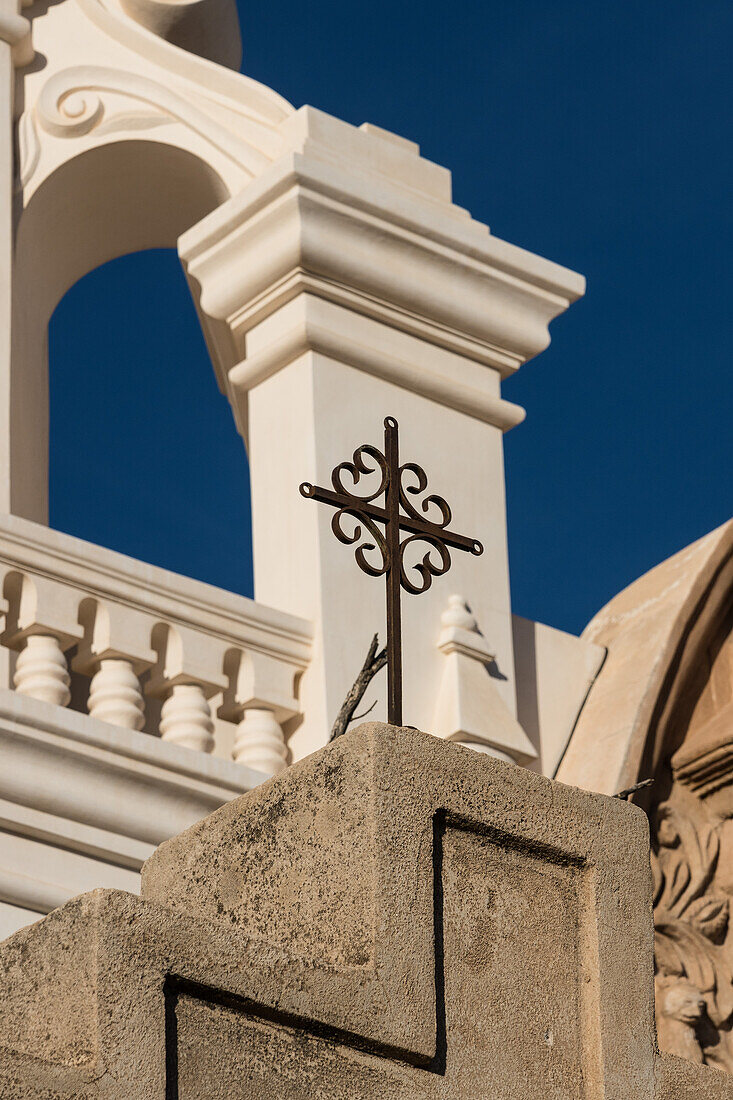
<box><xmin>181</xmin><ymin>106</ymin><xmax>585</xmax><ymax>759</ymax></box>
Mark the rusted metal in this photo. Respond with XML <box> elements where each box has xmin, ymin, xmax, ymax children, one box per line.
<box><xmin>300</xmin><ymin>417</ymin><xmax>483</xmax><ymax>727</ymax></box>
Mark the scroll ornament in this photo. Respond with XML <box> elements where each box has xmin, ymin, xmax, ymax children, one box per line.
<box><xmin>652</xmin><ymin>803</ymin><xmax>733</xmax><ymax>1070</ymax></box>
<box><xmin>18</xmin><ymin>61</ymin><xmax>284</xmax><ymax>193</ymax></box>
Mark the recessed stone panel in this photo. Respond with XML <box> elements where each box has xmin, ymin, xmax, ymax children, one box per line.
<box><xmin>171</xmin><ymin>817</ymin><xmax>595</xmax><ymax>1100</ymax></box>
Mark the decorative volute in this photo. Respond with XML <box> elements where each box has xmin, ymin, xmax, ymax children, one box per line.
<box><xmin>432</xmin><ymin>595</ymin><xmax>538</xmax><ymax>766</ymax></box>
<box><xmin>15</xmin><ymin>0</ymin><xmax>293</xmax><ymax>202</ymax></box>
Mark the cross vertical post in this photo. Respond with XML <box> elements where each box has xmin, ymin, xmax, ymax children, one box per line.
<box><xmin>383</xmin><ymin>417</ymin><xmax>402</xmax><ymax>725</ymax></box>
<box><xmin>299</xmin><ymin>417</ymin><xmax>483</xmax><ymax>729</ymax></box>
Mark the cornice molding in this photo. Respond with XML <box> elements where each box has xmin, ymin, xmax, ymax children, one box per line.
<box><xmin>0</xmin><ymin>689</ymin><xmax>262</xmax><ymax>844</ymax></box>
<box><xmin>0</xmin><ymin>512</ymin><xmax>313</xmax><ymax>665</ymax></box>
<box><xmin>228</xmin><ymin>296</ymin><xmax>526</xmax><ymax>433</ymax></box>
<box><xmin>181</xmin><ymin>147</ymin><xmax>584</xmax><ymax>378</ymax></box>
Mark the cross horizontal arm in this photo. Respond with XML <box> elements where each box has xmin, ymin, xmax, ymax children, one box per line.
<box><xmin>300</xmin><ymin>483</ymin><xmax>483</xmax><ymax>556</ymax></box>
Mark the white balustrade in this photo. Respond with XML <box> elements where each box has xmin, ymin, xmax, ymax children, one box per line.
<box><xmin>0</xmin><ymin>513</ymin><xmax>312</xmax><ymax>769</ymax></box>
<box><xmin>219</xmin><ymin>648</ymin><xmax>298</xmax><ymax>775</ymax></box>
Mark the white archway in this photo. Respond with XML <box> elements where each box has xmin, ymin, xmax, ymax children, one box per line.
<box><xmin>3</xmin><ymin>0</ymin><xmax>293</xmax><ymax>522</ymax></box>
<box><xmin>11</xmin><ymin>139</ymin><xmax>230</xmax><ymax>523</ymax></box>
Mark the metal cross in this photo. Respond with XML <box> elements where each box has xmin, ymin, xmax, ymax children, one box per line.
<box><xmin>299</xmin><ymin>416</ymin><xmax>483</xmax><ymax>726</ymax></box>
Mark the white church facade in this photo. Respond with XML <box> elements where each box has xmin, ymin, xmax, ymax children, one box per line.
<box><xmin>1</xmin><ymin>0</ymin><xmax>732</xmax><ymax>1073</ymax></box>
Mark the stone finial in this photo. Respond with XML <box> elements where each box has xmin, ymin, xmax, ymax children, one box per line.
<box><xmin>432</xmin><ymin>596</ymin><xmax>537</xmax><ymax>766</ymax></box>
<box><xmin>441</xmin><ymin>594</ymin><xmax>480</xmax><ymax>633</ymax></box>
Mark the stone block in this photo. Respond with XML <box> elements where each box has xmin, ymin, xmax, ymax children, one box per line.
<box><xmin>0</xmin><ymin>723</ymin><xmax>722</xmax><ymax>1099</ymax></box>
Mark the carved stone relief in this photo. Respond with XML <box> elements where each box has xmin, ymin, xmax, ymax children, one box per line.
<box><xmin>651</xmin><ymin>612</ymin><xmax>733</xmax><ymax>1069</ymax></box>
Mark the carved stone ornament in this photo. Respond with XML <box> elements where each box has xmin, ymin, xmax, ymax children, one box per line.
<box><xmin>34</xmin><ymin>65</ymin><xmax>274</xmax><ymax>176</ymax></box>
<box><xmin>555</xmin><ymin>521</ymin><xmax>733</xmax><ymax>1070</ymax></box>
<box><xmin>15</xmin><ymin>0</ymin><xmax>293</xmax><ymax>198</ymax></box>
<box><xmin>652</xmin><ymin>803</ymin><xmax>733</xmax><ymax>1070</ymax></box>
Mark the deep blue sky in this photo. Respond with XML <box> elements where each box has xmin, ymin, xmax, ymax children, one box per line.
<box><xmin>49</xmin><ymin>0</ymin><xmax>732</xmax><ymax>636</ymax></box>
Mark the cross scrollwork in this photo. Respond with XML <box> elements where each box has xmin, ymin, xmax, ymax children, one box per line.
<box><xmin>300</xmin><ymin>416</ymin><xmax>483</xmax><ymax>725</ymax></box>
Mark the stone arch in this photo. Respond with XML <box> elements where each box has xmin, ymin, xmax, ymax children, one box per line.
<box><xmin>5</xmin><ymin>0</ymin><xmax>293</xmax><ymax>524</ymax></box>
<box><xmin>11</xmin><ymin>138</ymin><xmax>230</xmax><ymax>524</ymax></box>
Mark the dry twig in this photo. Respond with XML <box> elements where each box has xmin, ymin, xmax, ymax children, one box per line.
<box><xmin>614</xmin><ymin>778</ymin><xmax>654</xmax><ymax>801</ymax></box>
<box><xmin>330</xmin><ymin>634</ymin><xmax>387</xmax><ymax>741</ymax></box>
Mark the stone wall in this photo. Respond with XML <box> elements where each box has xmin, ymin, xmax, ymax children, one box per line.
<box><xmin>1</xmin><ymin>723</ymin><xmax>732</xmax><ymax>1098</ymax></box>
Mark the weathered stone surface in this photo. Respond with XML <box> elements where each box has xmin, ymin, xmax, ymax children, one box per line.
<box><xmin>557</xmin><ymin>519</ymin><xmax>733</xmax><ymax>1069</ymax></box>
<box><xmin>658</xmin><ymin>1054</ymin><xmax>733</xmax><ymax>1100</ymax></box>
<box><xmin>0</xmin><ymin>723</ymin><xmax>729</xmax><ymax>1099</ymax></box>
<box><xmin>558</xmin><ymin>519</ymin><xmax>733</xmax><ymax>797</ymax></box>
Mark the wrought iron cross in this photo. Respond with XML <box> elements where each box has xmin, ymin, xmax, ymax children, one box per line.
<box><xmin>299</xmin><ymin>416</ymin><xmax>483</xmax><ymax>726</ymax></box>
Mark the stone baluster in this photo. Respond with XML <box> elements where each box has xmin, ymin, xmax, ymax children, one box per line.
<box><xmin>13</xmin><ymin>632</ymin><xmax>71</xmax><ymax>706</ymax></box>
<box><xmin>87</xmin><ymin>658</ymin><xmax>145</xmax><ymax>730</ymax></box>
<box><xmin>159</xmin><ymin>683</ymin><xmax>215</xmax><ymax>753</ymax></box>
<box><xmin>74</xmin><ymin>599</ymin><xmax>153</xmax><ymax>731</ymax></box>
<box><xmin>148</xmin><ymin>623</ymin><xmax>225</xmax><ymax>755</ymax></box>
<box><xmin>232</xmin><ymin>707</ymin><xmax>288</xmax><ymax>773</ymax></box>
<box><xmin>220</xmin><ymin>649</ymin><xmax>299</xmax><ymax>776</ymax></box>
<box><xmin>1</xmin><ymin>572</ymin><xmax>80</xmax><ymax>707</ymax></box>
